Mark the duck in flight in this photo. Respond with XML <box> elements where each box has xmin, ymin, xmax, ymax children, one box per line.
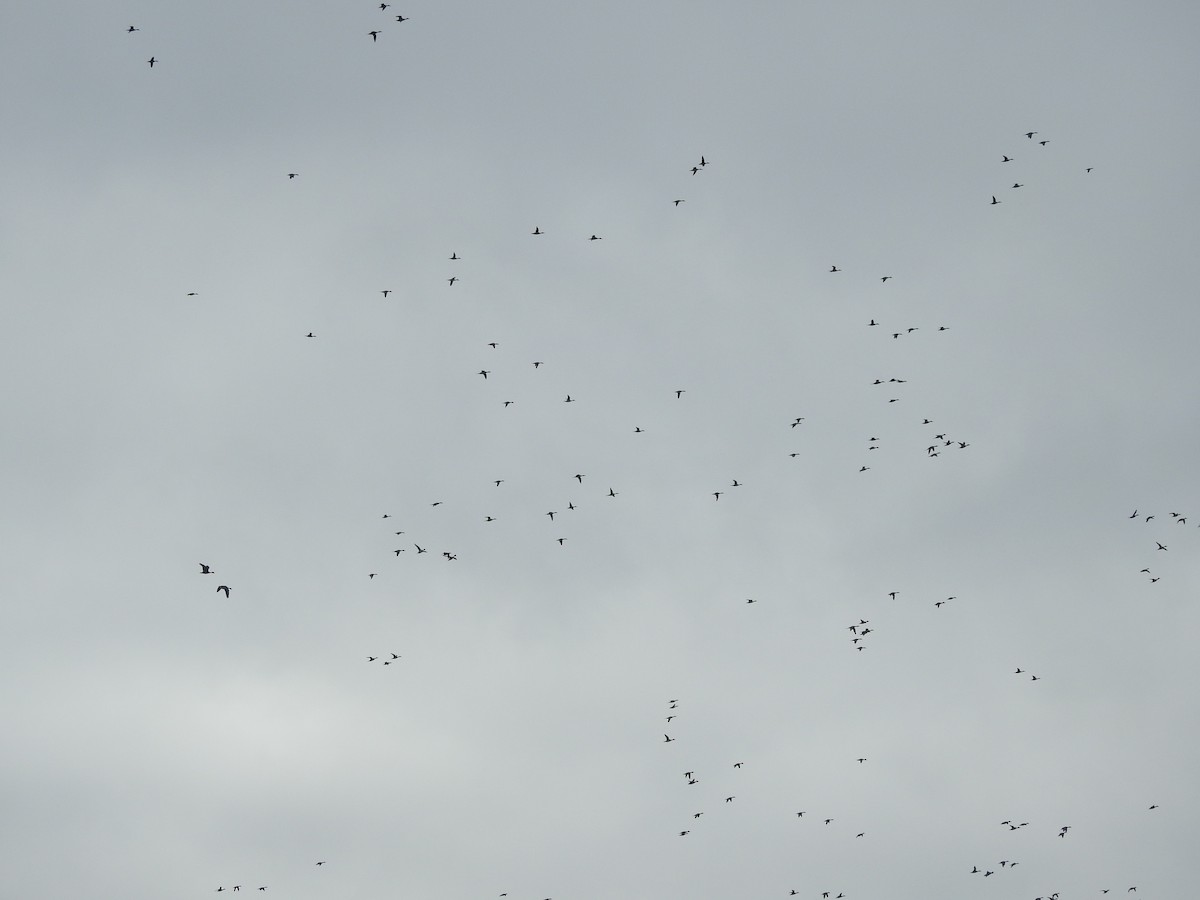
<box><xmin>216</xmin><ymin>585</ymin><xmax>231</xmax><ymax>597</ymax></box>
<box><xmin>147</xmin><ymin>57</ymin><xmax>157</xmax><ymax>67</ymax></box>
<box><xmin>369</xmin><ymin>30</ymin><xmax>380</xmax><ymax>41</ymax></box>
<box><xmin>199</xmin><ymin>563</ymin><xmax>214</xmax><ymax>574</ymax></box>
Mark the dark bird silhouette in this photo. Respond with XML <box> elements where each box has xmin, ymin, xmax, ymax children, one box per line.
<box><xmin>288</xmin><ymin>173</ymin><xmax>298</xmax><ymax>179</ymax></box>
<box><xmin>1026</xmin><ymin>132</ymin><xmax>1037</xmax><ymax>139</ymax></box>
<box><xmin>881</xmin><ymin>275</ymin><xmax>892</xmax><ymax>282</ymax></box>
<box><xmin>127</xmin><ymin>25</ymin><xmax>139</xmax><ymax>32</ymax></box>
<box><xmin>216</xmin><ymin>585</ymin><xmax>231</xmax><ymax>597</ymax></box>
<box><xmin>1157</xmin><ymin>542</ymin><xmax>1168</xmax><ymax>551</ymax></box>
<box><xmin>1012</xmin><ymin>183</ymin><xmax>1024</xmax><ymax>188</ymax></box>
<box><xmin>478</xmin><ymin>370</ymin><xmax>490</xmax><ymax>379</ymax></box>
<box><xmin>991</xmin><ymin>196</ymin><xmax>1000</xmax><ymax>205</ymax></box>
<box><xmin>664</xmin><ymin>734</ymin><xmax>674</xmax><ymax>742</ymax></box>
<box><xmin>564</xmin><ymin>395</ymin><xmax>574</xmax><ymax>402</ymax></box>
<box><xmin>830</xmin><ymin>265</ymin><xmax>841</xmax><ymax>272</ymax></box>
<box><xmin>532</xmin><ymin>226</ymin><xmax>542</xmax><ymax>234</ymax></box>
<box><xmin>369</xmin><ymin>30</ymin><xmax>380</xmax><ymax>41</ymax></box>
<box><xmin>608</xmin><ymin>488</ymin><xmax>618</xmax><ymax>497</ymax></box>
<box><xmin>448</xmin><ymin>276</ymin><xmax>458</xmax><ymax>285</ymax></box>
<box><xmin>675</xmin><ymin>389</ymin><xmax>685</xmax><ymax>398</ymax></box>
<box><xmin>306</xmin><ymin>332</ymin><xmax>315</xmax><ymax>337</ymax></box>
<box><xmin>199</xmin><ymin>563</ymin><xmax>214</xmax><ymax>574</ymax></box>
<box><xmin>588</xmin><ymin>234</ymin><xmax>602</xmax><ymax>241</ymax></box>
<box><xmin>1039</xmin><ymin>140</ymin><xmax>1049</xmax><ymax>145</ymax></box>
<box><xmin>450</xmin><ymin>252</ymin><xmax>459</xmax><ymax>260</ymax></box>
<box><xmin>1002</xmin><ymin>155</ymin><xmax>1012</xmax><ymax>161</ymax></box>
<box><xmin>147</xmin><ymin>57</ymin><xmax>156</xmax><ymax>67</ymax></box>
<box><xmin>395</xmin><ymin>14</ymin><xmax>408</xmax><ymax>21</ymax></box>
<box><xmin>673</xmin><ymin>199</ymin><xmax>685</xmax><ymax>206</ymax></box>
<box><xmin>414</xmin><ymin>544</ymin><xmax>427</xmax><ymax>553</ymax></box>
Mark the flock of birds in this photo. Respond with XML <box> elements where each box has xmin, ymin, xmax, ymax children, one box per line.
<box><xmin>106</xmin><ymin>9</ymin><xmax>1180</xmax><ymax>900</ymax></box>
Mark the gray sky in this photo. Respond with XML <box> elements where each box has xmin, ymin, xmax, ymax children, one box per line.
<box><xmin>3</xmin><ymin>1</ymin><xmax>1198</xmax><ymax>898</ymax></box>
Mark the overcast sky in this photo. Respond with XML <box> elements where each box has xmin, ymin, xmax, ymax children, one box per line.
<box><xmin>3</xmin><ymin>2</ymin><xmax>1199</xmax><ymax>898</ymax></box>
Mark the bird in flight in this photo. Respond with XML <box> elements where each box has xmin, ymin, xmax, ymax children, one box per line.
<box><xmin>1026</xmin><ymin>132</ymin><xmax>1037</xmax><ymax>139</ymax></box>
<box><xmin>830</xmin><ymin>265</ymin><xmax>841</xmax><ymax>272</ymax></box>
<box><xmin>1157</xmin><ymin>542</ymin><xmax>1168</xmax><ymax>551</ymax></box>
<box><xmin>478</xmin><ymin>370</ymin><xmax>490</xmax><ymax>379</ymax></box>
<box><xmin>414</xmin><ymin>544</ymin><xmax>427</xmax><ymax>554</ymax></box>
<box><xmin>199</xmin><ymin>563</ymin><xmax>214</xmax><ymax>574</ymax></box>
<box><xmin>216</xmin><ymin>585</ymin><xmax>231</xmax><ymax>597</ymax></box>
<box><xmin>675</xmin><ymin>389</ymin><xmax>685</xmax><ymax>398</ymax></box>
<box><xmin>147</xmin><ymin>57</ymin><xmax>157</xmax><ymax>67</ymax></box>
<box><xmin>991</xmin><ymin>196</ymin><xmax>1001</xmax><ymax>205</ymax></box>
<box><xmin>532</xmin><ymin>226</ymin><xmax>542</xmax><ymax>235</ymax></box>
<box><xmin>381</xmin><ymin>290</ymin><xmax>391</xmax><ymax>297</ymax></box>
<box><xmin>395</xmin><ymin>14</ymin><xmax>409</xmax><ymax>21</ymax></box>
<box><xmin>1002</xmin><ymin>155</ymin><xmax>1012</xmax><ymax>162</ymax></box>
<box><xmin>664</xmin><ymin>734</ymin><xmax>675</xmax><ymax>742</ymax></box>
<box><xmin>881</xmin><ymin>275</ymin><xmax>892</xmax><ymax>282</ymax></box>
<box><xmin>287</xmin><ymin>173</ymin><xmax>298</xmax><ymax>179</ymax></box>
<box><xmin>673</xmin><ymin>199</ymin><xmax>685</xmax><ymax>206</ymax></box>
<box><xmin>448</xmin><ymin>276</ymin><xmax>458</xmax><ymax>286</ymax></box>
<box><xmin>127</xmin><ymin>25</ymin><xmax>140</xmax><ymax>32</ymax></box>
<box><xmin>589</xmin><ymin>234</ymin><xmax>602</xmax><ymax>241</ymax></box>
<box><xmin>369</xmin><ymin>30</ymin><xmax>380</xmax><ymax>41</ymax></box>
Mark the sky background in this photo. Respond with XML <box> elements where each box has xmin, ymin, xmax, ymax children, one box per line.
<box><xmin>2</xmin><ymin>1</ymin><xmax>1199</xmax><ymax>898</ymax></box>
